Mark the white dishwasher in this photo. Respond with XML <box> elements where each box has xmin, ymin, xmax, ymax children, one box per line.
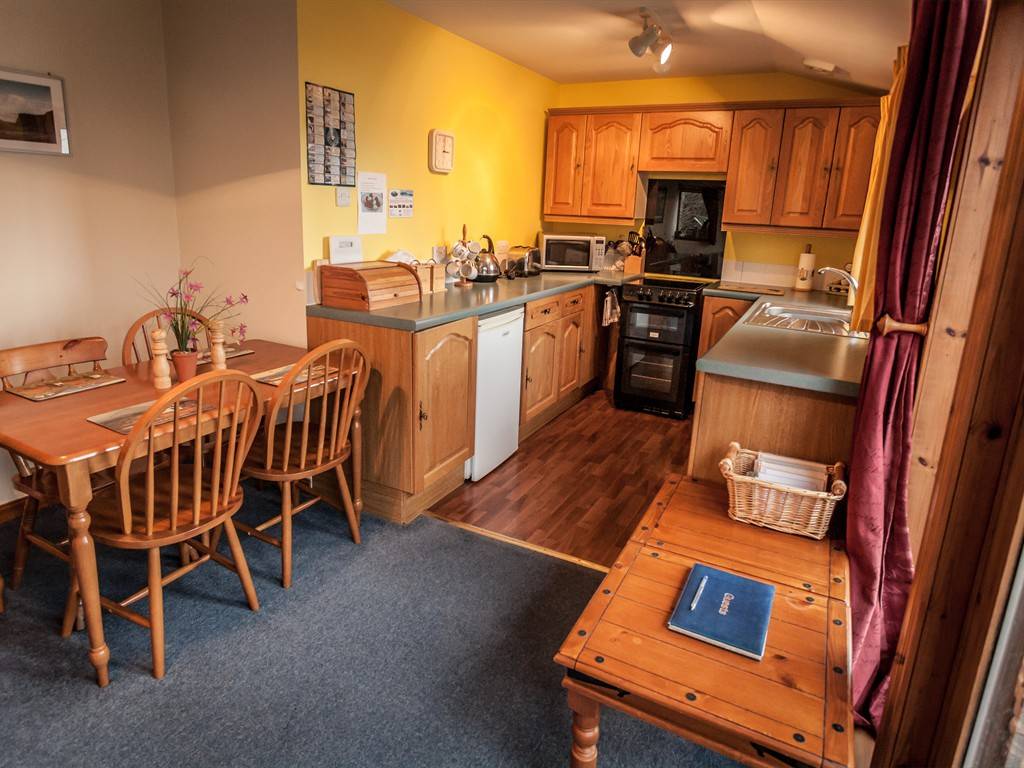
<box><xmin>466</xmin><ymin>307</ymin><xmax>524</xmax><ymax>481</ymax></box>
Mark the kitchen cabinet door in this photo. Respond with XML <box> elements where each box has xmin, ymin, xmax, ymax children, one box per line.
<box><xmin>823</xmin><ymin>106</ymin><xmax>881</xmax><ymax>230</ymax></box>
<box><xmin>413</xmin><ymin>317</ymin><xmax>476</xmax><ymax>492</ymax></box>
<box><xmin>722</xmin><ymin>109</ymin><xmax>785</xmax><ymax>225</ymax></box>
<box><xmin>543</xmin><ymin>114</ymin><xmax>587</xmax><ymax>216</ymax></box>
<box><xmin>580</xmin><ymin>286</ymin><xmax>599</xmax><ymax>385</ymax></box>
<box><xmin>580</xmin><ymin>113</ymin><xmax>642</xmax><ymax>218</ymax></box>
<box><xmin>557</xmin><ymin>311</ymin><xmax>584</xmax><ymax>400</ymax></box>
<box><xmin>697</xmin><ymin>296</ymin><xmax>754</xmax><ymax>357</ymax></box>
<box><xmin>771</xmin><ymin>107</ymin><xmax>840</xmax><ymax>228</ymax></box>
<box><xmin>638</xmin><ymin>110</ymin><xmax>733</xmax><ymax>172</ymax></box>
<box><xmin>521</xmin><ymin>321</ymin><xmax>560</xmax><ymax>424</ymax></box>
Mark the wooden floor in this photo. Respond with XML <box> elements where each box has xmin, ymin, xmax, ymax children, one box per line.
<box><xmin>428</xmin><ymin>392</ymin><xmax>692</xmax><ymax>569</ymax></box>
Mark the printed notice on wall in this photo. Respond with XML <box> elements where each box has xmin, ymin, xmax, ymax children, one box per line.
<box><xmin>305</xmin><ymin>82</ymin><xmax>355</xmax><ymax>187</ymax></box>
<box><xmin>358</xmin><ymin>172</ymin><xmax>387</xmax><ymax>234</ymax></box>
<box><xmin>388</xmin><ymin>189</ymin><xmax>414</xmax><ymax>218</ymax></box>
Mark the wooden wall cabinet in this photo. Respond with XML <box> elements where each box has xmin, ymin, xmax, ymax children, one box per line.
<box><xmin>722</xmin><ymin>109</ymin><xmax>785</xmax><ymax>225</ymax></box>
<box><xmin>413</xmin><ymin>318</ymin><xmax>476</xmax><ymax>492</ymax></box>
<box><xmin>542</xmin><ymin>114</ymin><xmax>587</xmax><ymax>216</ymax></box>
<box><xmin>823</xmin><ymin>106</ymin><xmax>881</xmax><ymax>229</ymax></box>
<box><xmin>771</xmin><ymin>108</ymin><xmax>840</xmax><ymax>228</ymax></box>
<box><xmin>638</xmin><ymin>110</ymin><xmax>733</xmax><ymax>172</ymax></box>
<box><xmin>580</xmin><ymin>113</ymin><xmax>642</xmax><ymax>218</ymax></box>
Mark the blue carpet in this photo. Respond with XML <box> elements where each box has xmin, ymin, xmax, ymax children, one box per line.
<box><xmin>0</xmin><ymin>483</ymin><xmax>739</xmax><ymax>768</ymax></box>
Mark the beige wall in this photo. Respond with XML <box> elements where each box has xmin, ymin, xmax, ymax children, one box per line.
<box><xmin>0</xmin><ymin>0</ymin><xmax>183</xmax><ymax>502</ymax></box>
<box><xmin>162</xmin><ymin>0</ymin><xmax>305</xmax><ymax>346</ymax></box>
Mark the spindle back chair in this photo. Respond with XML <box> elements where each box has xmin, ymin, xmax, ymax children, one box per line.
<box><xmin>121</xmin><ymin>308</ymin><xmax>213</xmax><ymax>367</ymax></box>
<box><xmin>67</xmin><ymin>369</ymin><xmax>264</xmax><ymax>678</ymax></box>
<box><xmin>240</xmin><ymin>339</ymin><xmax>368</xmax><ymax>588</ymax></box>
<box><xmin>0</xmin><ymin>337</ymin><xmax>109</xmax><ymax>594</ymax></box>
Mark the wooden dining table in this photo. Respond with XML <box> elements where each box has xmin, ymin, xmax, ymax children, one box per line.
<box><xmin>0</xmin><ymin>339</ymin><xmax>361</xmax><ymax>686</ymax></box>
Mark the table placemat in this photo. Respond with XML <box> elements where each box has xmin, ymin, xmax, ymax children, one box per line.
<box><xmin>197</xmin><ymin>347</ymin><xmax>256</xmax><ymax>364</ymax></box>
<box><xmin>88</xmin><ymin>398</ymin><xmax>214</xmax><ymax>435</ymax></box>
<box><xmin>8</xmin><ymin>372</ymin><xmax>126</xmax><ymax>402</ymax></box>
<box><xmin>252</xmin><ymin>363</ymin><xmax>339</xmax><ymax>387</ymax></box>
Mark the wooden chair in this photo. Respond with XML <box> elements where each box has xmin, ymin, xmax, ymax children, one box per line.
<box><xmin>121</xmin><ymin>308</ymin><xmax>213</xmax><ymax>367</ymax></box>
<box><xmin>63</xmin><ymin>369</ymin><xmax>264</xmax><ymax>678</ymax></box>
<box><xmin>239</xmin><ymin>340</ymin><xmax>368</xmax><ymax>588</ymax></box>
<box><xmin>0</xmin><ymin>338</ymin><xmax>112</xmax><ymax>594</ymax></box>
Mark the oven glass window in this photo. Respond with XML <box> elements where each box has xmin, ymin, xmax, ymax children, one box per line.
<box><xmin>546</xmin><ymin>240</ymin><xmax>591</xmax><ymax>268</ymax></box>
<box><xmin>625</xmin><ymin>306</ymin><xmax>690</xmax><ymax>344</ymax></box>
<box><xmin>621</xmin><ymin>343</ymin><xmax>681</xmax><ymax>399</ymax></box>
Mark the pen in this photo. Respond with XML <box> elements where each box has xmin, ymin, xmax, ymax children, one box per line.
<box><xmin>689</xmin><ymin>575</ymin><xmax>708</xmax><ymax>611</ymax></box>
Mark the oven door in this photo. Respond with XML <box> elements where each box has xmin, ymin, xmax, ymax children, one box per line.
<box><xmin>616</xmin><ymin>338</ymin><xmax>690</xmax><ymax>406</ymax></box>
<box><xmin>622</xmin><ymin>302</ymin><xmax>694</xmax><ymax>346</ymax></box>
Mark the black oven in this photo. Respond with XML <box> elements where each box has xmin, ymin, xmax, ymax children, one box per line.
<box><xmin>622</xmin><ymin>302</ymin><xmax>695</xmax><ymax>347</ymax></box>
<box><xmin>616</xmin><ymin>338</ymin><xmax>692</xmax><ymax>414</ymax></box>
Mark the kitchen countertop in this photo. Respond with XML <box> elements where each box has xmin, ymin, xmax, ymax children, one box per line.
<box><xmin>696</xmin><ymin>288</ymin><xmax>868</xmax><ymax>398</ymax></box>
<box><xmin>306</xmin><ymin>270</ymin><xmax>638</xmax><ymax>331</ymax></box>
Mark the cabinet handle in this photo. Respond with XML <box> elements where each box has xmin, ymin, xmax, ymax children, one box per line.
<box><xmin>823</xmin><ymin>164</ymin><xmax>832</xmax><ymax>175</ymax></box>
<box><xmin>768</xmin><ymin>160</ymin><xmax>777</xmax><ymax>172</ymax></box>
<box><xmin>525</xmin><ymin>373</ymin><xmax>532</xmax><ymax>387</ymax></box>
<box><xmin>541</xmin><ymin>307</ymin><xmax>552</xmax><ymax>315</ymax></box>
<box><xmin>418</xmin><ymin>401</ymin><xmax>428</xmax><ymax>430</ymax></box>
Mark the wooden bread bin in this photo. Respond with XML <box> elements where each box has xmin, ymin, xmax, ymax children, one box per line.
<box><xmin>320</xmin><ymin>262</ymin><xmax>423</xmax><ymax>310</ymax></box>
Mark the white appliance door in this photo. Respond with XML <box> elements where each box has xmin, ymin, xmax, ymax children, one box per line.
<box><xmin>468</xmin><ymin>308</ymin><xmax>524</xmax><ymax>481</ymax></box>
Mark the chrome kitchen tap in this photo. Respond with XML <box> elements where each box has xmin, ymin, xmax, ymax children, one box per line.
<box><xmin>817</xmin><ymin>266</ymin><xmax>859</xmax><ymax>302</ymax></box>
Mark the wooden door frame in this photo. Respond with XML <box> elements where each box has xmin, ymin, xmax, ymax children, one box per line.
<box><xmin>874</xmin><ymin>3</ymin><xmax>1024</xmax><ymax>763</ymax></box>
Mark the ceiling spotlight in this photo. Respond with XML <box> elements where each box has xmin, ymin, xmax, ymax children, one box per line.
<box><xmin>628</xmin><ymin>14</ymin><xmax>661</xmax><ymax>57</ymax></box>
<box><xmin>651</xmin><ymin>38</ymin><xmax>673</xmax><ymax>66</ymax></box>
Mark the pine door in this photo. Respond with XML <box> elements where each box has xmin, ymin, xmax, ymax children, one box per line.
<box><xmin>722</xmin><ymin>109</ymin><xmax>785</xmax><ymax>225</ymax></box>
<box><xmin>580</xmin><ymin>113</ymin><xmax>642</xmax><ymax>218</ymax></box>
<box><xmin>543</xmin><ymin>114</ymin><xmax>587</xmax><ymax>216</ymax></box>
<box><xmin>771</xmin><ymin>107</ymin><xmax>840</xmax><ymax>228</ymax></box>
<box><xmin>823</xmin><ymin>106</ymin><xmax>881</xmax><ymax>230</ymax></box>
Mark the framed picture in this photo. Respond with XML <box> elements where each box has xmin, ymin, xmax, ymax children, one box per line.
<box><xmin>305</xmin><ymin>81</ymin><xmax>355</xmax><ymax>186</ymax></box>
<box><xmin>0</xmin><ymin>67</ymin><xmax>69</xmax><ymax>156</ymax></box>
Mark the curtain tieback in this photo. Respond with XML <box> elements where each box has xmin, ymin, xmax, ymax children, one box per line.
<box><xmin>877</xmin><ymin>314</ymin><xmax>928</xmax><ymax>337</ymax></box>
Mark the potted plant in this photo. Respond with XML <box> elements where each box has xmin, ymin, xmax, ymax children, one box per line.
<box><xmin>143</xmin><ymin>266</ymin><xmax>248</xmax><ymax>382</ymax></box>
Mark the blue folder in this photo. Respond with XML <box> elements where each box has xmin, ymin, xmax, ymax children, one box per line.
<box><xmin>667</xmin><ymin>563</ymin><xmax>775</xmax><ymax>660</ymax></box>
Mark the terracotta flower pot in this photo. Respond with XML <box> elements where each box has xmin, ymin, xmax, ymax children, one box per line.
<box><xmin>171</xmin><ymin>350</ymin><xmax>199</xmax><ymax>382</ymax></box>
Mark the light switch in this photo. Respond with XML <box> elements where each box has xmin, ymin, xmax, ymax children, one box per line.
<box><xmin>335</xmin><ymin>187</ymin><xmax>351</xmax><ymax>207</ymax></box>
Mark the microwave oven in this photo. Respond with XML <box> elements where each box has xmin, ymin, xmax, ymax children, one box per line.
<box><xmin>539</xmin><ymin>234</ymin><xmax>606</xmax><ymax>272</ymax></box>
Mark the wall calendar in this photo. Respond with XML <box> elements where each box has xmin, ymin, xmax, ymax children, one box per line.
<box><xmin>305</xmin><ymin>81</ymin><xmax>355</xmax><ymax>187</ymax></box>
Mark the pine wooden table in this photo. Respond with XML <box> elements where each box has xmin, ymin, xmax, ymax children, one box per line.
<box><xmin>554</xmin><ymin>475</ymin><xmax>853</xmax><ymax>768</ymax></box>
<box><xmin>0</xmin><ymin>340</ymin><xmax>339</xmax><ymax>686</ymax></box>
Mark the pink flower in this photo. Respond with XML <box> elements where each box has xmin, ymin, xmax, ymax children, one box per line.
<box><xmin>183</xmin><ymin>292</ymin><xmax>194</xmax><ymax>303</ymax></box>
<box><xmin>179</xmin><ymin>268</ymin><xmax>192</xmax><ymax>277</ymax></box>
<box><xmin>225</xmin><ymin>295</ymin><xmax>235</xmax><ymax>306</ymax></box>
<box><xmin>188</xmin><ymin>318</ymin><xmax>201</xmax><ymax>332</ymax></box>
<box><xmin>168</xmin><ymin>287</ymin><xmax>179</xmax><ymax>298</ymax></box>
<box><xmin>187</xmin><ymin>281</ymin><xmax>203</xmax><ymax>293</ymax></box>
<box><xmin>239</xmin><ymin>293</ymin><xmax>249</xmax><ymax>304</ymax></box>
<box><xmin>231</xmin><ymin>323</ymin><xmax>248</xmax><ymax>342</ymax></box>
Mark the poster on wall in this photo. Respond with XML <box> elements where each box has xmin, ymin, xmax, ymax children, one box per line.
<box><xmin>0</xmin><ymin>67</ymin><xmax>69</xmax><ymax>155</ymax></box>
<box><xmin>357</xmin><ymin>171</ymin><xmax>386</xmax><ymax>234</ymax></box>
<box><xmin>305</xmin><ymin>81</ymin><xmax>355</xmax><ymax>186</ymax></box>
<box><xmin>388</xmin><ymin>189</ymin><xmax>413</xmax><ymax>218</ymax></box>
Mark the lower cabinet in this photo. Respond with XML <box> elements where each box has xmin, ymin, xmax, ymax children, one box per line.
<box><xmin>522</xmin><ymin>321</ymin><xmax>560</xmax><ymax>423</ymax></box>
<box><xmin>557</xmin><ymin>311</ymin><xmax>584</xmax><ymax>399</ymax></box>
<box><xmin>414</xmin><ymin>317</ymin><xmax>477</xmax><ymax>492</ymax></box>
<box><xmin>520</xmin><ymin>287</ymin><xmax>599</xmax><ymax>437</ymax></box>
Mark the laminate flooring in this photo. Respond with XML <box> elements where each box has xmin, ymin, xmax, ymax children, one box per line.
<box><xmin>428</xmin><ymin>392</ymin><xmax>692</xmax><ymax>568</ymax></box>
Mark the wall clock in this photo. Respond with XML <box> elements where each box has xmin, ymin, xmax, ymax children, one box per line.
<box><xmin>428</xmin><ymin>129</ymin><xmax>454</xmax><ymax>173</ymax></box>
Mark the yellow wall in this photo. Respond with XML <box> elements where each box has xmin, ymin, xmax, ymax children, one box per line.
<box><xmin>555</xmin><ymin>72</ymin><xmax>873</xmax><ymax>108</ymax></box>
<box><xmin>298</xmin><ymin>0</ymin><xmax>557</xmax><ymax>266</ymax></box>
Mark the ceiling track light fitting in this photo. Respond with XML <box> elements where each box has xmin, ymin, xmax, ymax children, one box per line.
<box><xmin>628</xmin><ymin>13</ymin><xmax>662</xmax><ymax>58</ymax></box>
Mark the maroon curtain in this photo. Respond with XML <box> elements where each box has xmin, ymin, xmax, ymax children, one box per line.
<box><xmin>847</xmin><ymin>0</ymin><xmax>985</xmax><ymax>731</ymax></box>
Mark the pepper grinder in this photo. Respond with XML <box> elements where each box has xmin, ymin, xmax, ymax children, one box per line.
<box><xmin>150</xmin><ymin>328</ymin><xmax>172</xmax><ymax>389</ymax></box>
<box><xmin>209</xmin><ymin>320</ymin><xmax>227</xmax><ymax>370</ymax></box>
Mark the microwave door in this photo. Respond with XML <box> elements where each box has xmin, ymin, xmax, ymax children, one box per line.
<box><xmin>545</xmin><ymin>240</ymin><xmax>591</xmax><ymax>270</ymax></box>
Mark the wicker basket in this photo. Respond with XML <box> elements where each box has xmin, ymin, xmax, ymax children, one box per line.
<box><xmin>718</xmin><ymin>442</ymin><xmax>847</xmax><ymax>540</ymax></box>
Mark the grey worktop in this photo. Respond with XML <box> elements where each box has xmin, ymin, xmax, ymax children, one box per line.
<box><xmin>306</xmin><ymin>270</ymin><xmax>638</xmax><ymax>331</ymax></box>
<box><xmin>696</xmin><ymin>288</ymin><xmax>868</xmax><ymax>398</ymax></box>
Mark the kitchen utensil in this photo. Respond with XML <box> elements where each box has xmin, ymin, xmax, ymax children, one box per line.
<box><xmin>459</xmin><ymin>260</ymin><xmax>478</xmax><ymax>281</ymax></box>
<box><xmin>472</xmin><ymin>234</ymin><xmax>501</xmax><ymax>283</ymax></box>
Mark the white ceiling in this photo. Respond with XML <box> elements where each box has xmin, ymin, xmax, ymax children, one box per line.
<box><xmin>389</xmin><ymin>0</ymin><xmax>911</xmax><ymax>91</ymax></box>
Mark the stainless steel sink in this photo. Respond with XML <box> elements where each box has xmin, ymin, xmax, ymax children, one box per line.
<box><xmin>744</xmin><ymin>301</ymin><xmax>869</xmax><ymax>338</ymax></box>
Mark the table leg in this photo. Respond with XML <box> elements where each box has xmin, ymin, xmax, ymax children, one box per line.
<box><xmin>351</xmin><ymin>407</ymin><xmax>363</xmax><ymax>522</ymax></box>
<box><xmin>568</xmin><ymin>688</ymin><xmax>601</xmax><ymax>768</ymax></box>
<box><xmin>58</xmin><ymin>463</ymin><xmax>110</xmax><ymax>687</ymax></box>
